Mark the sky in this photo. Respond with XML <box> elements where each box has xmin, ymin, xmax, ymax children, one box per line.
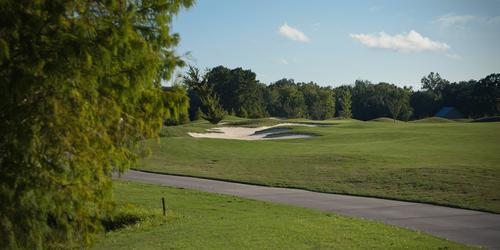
<box><xmin>171</xmin><ymin>0</ymin><xmax>500</xmax><ymax>89</ymax></box>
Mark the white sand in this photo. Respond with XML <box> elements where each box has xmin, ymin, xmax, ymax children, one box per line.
<box><xmin>188</xmin><ymin>123</ymin><xmax>316</xmax><ymax>140</ymax></box>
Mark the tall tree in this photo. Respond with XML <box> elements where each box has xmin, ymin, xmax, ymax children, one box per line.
<box><xmin>387</xmin><ymin>90</ymin><xmax>405</xmax><ymax>122</ymax></box>
<box><xmin>410</xmin><ymin>91</ymin><xmax>440</xmax><ymax>119</ymax></box>
<box><xmin>299</xmin><ymin>82</ymin><xmax>335</xmax><ymax>120</ymax></box>
<box><xmin>268</xmin><ymin>79</ymin><xmax>306</xmax><ymax>118</ymax></box>
<box><xmin>206</xmin><ymin>66</ymin><xmax>267</xmax><ymax>118</ymax></box>
<box><xmin>335</xmin><ymin>87</ymin><xmax>352</xmax><ymax>118</ymax></box>
<box><xmin>351</xmin><ymin>81</ymin><xmax>412</xmax><ymax>120</ymax></box>
<box><xmin>163</xmin><ymin>85</ymin><xmax>190</xmax><ymax>125</ymax></box>
<box><xmin>183</xmin><ymin>66</ymin><xmax>226</xmax><ymax>124</ymax></box>
<box><xmin>0</xmin><ymin>0</ymin><xmax>192</xmax><ymax>248</ymax></box>
<box><xmin>421</xmin><ymin>72</ymin><xmax>449</xmax><ymax>101</ymax></box>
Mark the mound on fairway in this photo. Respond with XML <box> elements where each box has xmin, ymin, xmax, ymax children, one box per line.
<box><xmin>473</xmin><ymin>116</ymin><xmax>500</xmax><ymax>122</ymax></box>
<box><xmin>92</xmin><ymin>181</ymin><xmax>470</xmax><ymax>249</ymax></box>
<box><xmin>412</xmin><ymin>117</ymin><xmax>455</xmax><ymax>123</ymax></box>
<box><xmin>370</xmin><ymin>117</ymin><xmax>401</xmax><ymax>122</ymax></box>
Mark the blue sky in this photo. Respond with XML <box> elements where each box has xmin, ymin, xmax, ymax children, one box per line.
<box><xmin>171</xmin><ymin>0</ymin><xmax>500</xmax><ymax>89</ymax></box>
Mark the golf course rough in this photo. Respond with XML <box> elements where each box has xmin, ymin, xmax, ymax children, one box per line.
<box><xmin>139</xmin><ymin>119</ymin><xmax>500</xmax><ymax>213</ymax></box>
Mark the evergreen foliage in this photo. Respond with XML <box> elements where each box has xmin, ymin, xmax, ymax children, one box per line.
<box><xmin>163</xmin><ymin>85</ymin><xmax>190</xmax><ymax>125</ymax></box>
<box><xmin>350</xmin><ymin>81</ymin><xmax>413</xmax><ymax>121</ymax></box>
<box><xmin>0</xmin><ymin>0</ymin><xmax>192</xmax><ymax>248</ymax></box>
<box><xmin>336</xmin><ymin>87</ymin><xmax>352</xmax><ymax>118</ymax></box>
<box><xmin>181</xmin><ymin>66</ymin><xmax>498</xmax><ymax>121</ymax></box>
<box><xmin>183</xmin><ymin>66</ymin><xmax>226</xmax><ymax>124</ymax></box>
<box><xmin>193</xmin><ymin>107</ymin><xmax>204</xmax><ymax>121</ymax></box>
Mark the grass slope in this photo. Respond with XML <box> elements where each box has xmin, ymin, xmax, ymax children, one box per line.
<box><xmin>412</xmin><ymin>117</ymin><xmax>455</xmax><ymax>123</ymax></box>
<box><xmin>138</xmin><ymin>119</ymin><xmax>500</xmax><ymax>213</ymax></box>
<box><xmin>92</xmin><ymin>181</ymin><xmax>471</xmax><ymax>249</ymax></box>
<box><xmin>370</xmin><ymin>117</ymin><xmax>400</xmax><ymax>122</ymax></box>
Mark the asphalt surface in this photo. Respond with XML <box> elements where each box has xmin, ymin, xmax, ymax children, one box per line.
<box><xmin>116</xmin><ymin>170</ymin><xmax>500</xmax><ymax>249</ymax></box>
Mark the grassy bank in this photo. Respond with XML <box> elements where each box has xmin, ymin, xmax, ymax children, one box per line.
<box><xmin>138</xmin><ymin>119</ymin><xmax>500</xmax><ymax>213</ymax></box>
<box><xmin>92</xmin><ymin>181</ymin><xmax>471</xmax><ymax>249</ymax></box>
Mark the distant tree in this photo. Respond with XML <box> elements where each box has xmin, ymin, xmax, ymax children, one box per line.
<box><xmin>0</xmin><ymin>0</ymin><xmax>193</xmax><ymax>248</ymax></box>
<box><xmin>268</xmin><ymin>79</ymin><xmax>306</xmax><ymax>118</ymax></box>
<box><xmin>163</xmin><ymin>85</ymin><xmax>190</xmax><ymax>126</ymax></box>
<box><xmin>206</xmin><ymin>66</ymin><xmax>267</xmax><ymax>118</ymax></box>
<box><xmin>497</xmin><ymin>98</ymin><xmax>500</xmax><ymax>114</ymax></box>
<box><xmin>187</xmin><ymin>88</ymin><xmax>204</xmax><ymax>121</ymax></box>
<box><xmin>238</xmin><ymin>107</ymin><xmax>249</xmax><ymax>118</ymax></box>
<box><xmin>474</xmin><ymin>73</ymin><xmax>500</xmax><ymax>117</ymax></box>
<box><xmin>351</xmin><ymin>80</ymin><xmax>385</xmax><ymax>120</ymax></box>
<box><xmin>421</xmin><ymin>72</ymin><xmax>449</xmax><ymax>100</ymax></box>
<box><xmin>193</xmin><ymin>107</ymin><xmax>204</xmax><ymax>121</ymax></box>
<box><xmin>351</xmin><ymin>81</ymin><xmax>411</xmax><ymax>120</ymax></box>
<box><xmin>387</xmin><ymin>90</ymin><xmax>404</xmax><ymax>122</ymax></box>
<box><xmin>299</xmin><ymin>82</ymin><xmax>335</xmax><ymax>120</ymax></box>
<box><xmin>336</xmin><ymin>87</ymin><xmax>352</xmax><ymax>118</ymax></box>
<box><xmin>410</xmin><ymin>91</ymin><xmax>440</xmax><ymax>119</ymax></box>
<box><xmin>183</xmin><ymin>66</ymin><xmax>226</xmax><ymax>124</ymax></box>
<box><xmin>201</xmin><ymin>93</ymin><xmax>226</xmax><ymax>124</ymax></box>
<box><xmin>436</xmin><ymin>74</ymin><xmax>500</xmax><ymax>118</ymax></box>
<box><xmin>318</xmin><ymin>87</ymin><xmax>336</xmax><ymax>119</ymax></box>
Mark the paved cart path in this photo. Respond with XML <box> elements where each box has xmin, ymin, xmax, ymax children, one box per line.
<box><xmin>116</xmin><ymin>170</ymin><xmax>500</xmax><ymax>249</ymax></box>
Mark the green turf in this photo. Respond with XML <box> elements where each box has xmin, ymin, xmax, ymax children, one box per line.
<box><xmin>137</xmin><ymin>119</ymin><xmax>500</xmax><ymax>213</ymax></box>
<box><xmin>91</xmin><ymin>181</ymin><xmax>472</xmax><ymax>249</ymax></box>
<box><xmin>369</xmin><ymin>117</ymin><xmax>402</xmax><ymax>122</ymax></box>
<box><xmin>411</xmin><ymin>117</ymin><xmax>455</xmax><ymax>123</ymax></box>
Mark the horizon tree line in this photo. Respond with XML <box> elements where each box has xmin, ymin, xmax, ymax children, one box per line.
<box><xmin>164</xmin><ymin>65</ymin><xmax>500</xmax><ymax>124</ymax></box>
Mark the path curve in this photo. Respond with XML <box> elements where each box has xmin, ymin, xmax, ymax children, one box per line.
<box><xmin>116</xmin><ymin>170</ymin><xmax>500</xmax><ymax>249</ymax></box>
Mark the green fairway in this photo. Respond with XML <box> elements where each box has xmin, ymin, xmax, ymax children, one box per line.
<box><xmin>137</xmin><ymin>119</ymin><xmax>500</xmax><ymax>213</ymax></box>
<box><xmin>92</xmin><ymin>181</ymin><xmax>471</xmax><ymax>249</ymax></box>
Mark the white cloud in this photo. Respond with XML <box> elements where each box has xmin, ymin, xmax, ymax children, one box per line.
<box><xmin>446</xmin><ymin>53</ymin><xmax>463</xmax><ymax>60</ymax></box>
<box><xmin>272</xmin><ymin>58</ymin><xmax>289</xmax><ymax>65</ymax></box>
<box><xmin>435</xmin><ymin>14</ymin><xmax>477</xmax><ymax>28</ymax></box>
<box><xmin>435</xmin><ymin>13</ymin><xmax>500</xmax><ymax>28</ymax></box>
<box><xmin>278</xmin><ymin>23</ymin><xmax>310</xmax><ymax>43</ymax></box>
<box><xmin>350</xmin><ymin>30</ymin><xmax>450</xmax><ymax>52</ymax></box>
<box><xmin>485</xmin><ymin>15</ymin><xmax>500</xmax><ymax>24</ymax></box>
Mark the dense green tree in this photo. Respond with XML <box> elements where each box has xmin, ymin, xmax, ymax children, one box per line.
<box><xmin>0</xmin><ymin>0</ymin><xmax>192</xmax><ymax>248</ymax></box>
<box><xmin>202</xmin><ymin>94</ymin><xmax>227</xmax><ymax>124</ymax></box>
<box><xmin>421</xmin><ymin>72</ymin><xmax>449</xmax><ymax>101</ymax></box>
<box><xmin>335</xmin><ymin>86</ymin><xmax>352</xmax><ymax>118</ymax></box>
<box><xmin>439</xmin><ymin>74</ymin><xmax>500</xmax><ymax>118</ymax></box>
<box><xmin>187</xmin><ymin>88</ymin><xmax>204</xmax><ymax>120</ymax></box>
<box><xmin>193</xmin><ymin>107</ymin><xmax>204</xmax><ymax>121</ymax></box>
<box><xmin>206</xmin><ymin>66</ymin><xmax>267</xmax><ymax>118</ymax></box>
<box><xmin>267</xmin><ymin>79</ymin><xmax>306</xmax><ymax>118</ymax></box>
<box><xmin>410</xmin><ymin>91</ymin><xmax>440</xmax><ymax>119</ymax></box>
<box><xmin>497</xmin><ymin>98</ymin><xmax>500</xmax><ymax>114</ymax></box>
<box><xmin>162</xmin><ymin>85</ymin><xmax>190</xmax><ymax>125</ymax></box>
<box><xmin>386</xmin><ymin>88</ymin><xmax>409</xmax><ymax>122</ymax></box>
<box><xmin>351</xmin><ymin>80</ymin><xmax>382</xmax><ymax>120</ymax></box>
<box><xmin>351</xmin><ymin>81</ymin><xmax>412</xmax><ymax>120</ymax></box>
<box><xmin>318</xmin><ymin>87</ymin><xmax>336</xmax><ymax>119</ymax></box>
<box><xmin>299</xmin><ymin>82</ymin><xmax>335</xmax><ymax>120</ymax></box>
<box><xmin>183</xmin><ymin>66</ymin><xmax>226</xmax><ymax>124</ymax></box>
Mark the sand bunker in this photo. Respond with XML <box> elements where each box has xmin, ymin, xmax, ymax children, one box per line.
<box><xmin>188</xmin><ymin>123</ymin><xmax>316</xmax><ymax>140</ymax></box>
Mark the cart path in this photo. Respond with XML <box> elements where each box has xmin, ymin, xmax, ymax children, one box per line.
<box><xmin>115</xmin><ymin>170</ymin><xmax>500</xmax><ymax>249</ymax></box>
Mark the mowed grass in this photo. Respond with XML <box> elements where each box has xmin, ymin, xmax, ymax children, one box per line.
<box><xmin>92</xmin><ymin>181</ymin><xmax>471</xmax><ymax>249</ymax></box>
<box><xmin>138</xmin><ymin>119</ymin><xmax>500</xmax><ymax>213</ymax></box>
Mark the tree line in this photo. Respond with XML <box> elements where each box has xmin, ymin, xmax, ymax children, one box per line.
<box><xmin>164</xmin><ymin>66</ymin><xmax>500</xmax><ymax>124</ymax></box>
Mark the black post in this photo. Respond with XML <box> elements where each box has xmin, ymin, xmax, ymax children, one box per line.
<box><xmin>162</xmin><ymin>197</ymin><xmax>166</xmax><ymax>216</ymax></box>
